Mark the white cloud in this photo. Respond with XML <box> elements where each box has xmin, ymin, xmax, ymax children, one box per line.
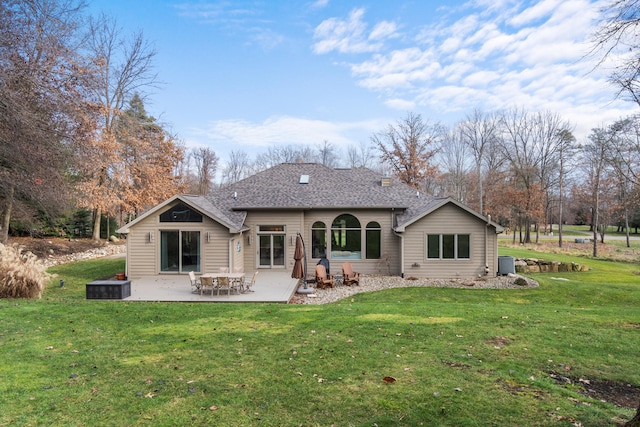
<box><xmin>249</xmin><ymin>28</ymin><xmax>286</xmax><ymax>50</ymax></box>
<box><xmin>385</xmin><ymin>98</ymin><xmax>416</xmax><ymax>110</ymax></box>
<box><xmin>351</xmin><ymin>48</ymin><xmax>440</xmax><ymax>90</ymax></box>
<box><xmin>310</xmin><ymin>0</ymin><xmax>329</xmax><ymax>9</ymax></box>
<box><xmin>312</xmin><ymin>8</ymin><xmax>397</xmax><ymax>54</ymax></box>
<box><xmin>369</xmin><ymin>20</ymin><xmax>399</xmax><ymax>41</ymax></box>
<box><xmin>194</xmin><ymin>115</ymin><xmax>382</xmax><ymax>149</ymax></box>
<box><xmin>313</xmin><ymin>0</ymin><xmax>635</xmax><ymax>140</ymax></box>
<box><xmin>508</xmin><ymin>0</ymin><xmax>562</xmax><ymax>27</ymax></box>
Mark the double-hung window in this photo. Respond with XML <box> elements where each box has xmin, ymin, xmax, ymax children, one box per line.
<box><xmin>427</xmin><ymin>234</ymin><xmax>470</xmax><ymax>260</ymax></box>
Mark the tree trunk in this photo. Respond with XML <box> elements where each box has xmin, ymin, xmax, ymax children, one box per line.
<box><xmin>625</xmin><ymin>207</ymin><xmax>630</xmax><ymax>248</ymax></box>
<box><xmin>592</xmin><ymin>206</ymin><xmax>598</xmax><ymax>258</ymax></box>
<box><xmin>1</xmin><ymin>184</ymin><xmax>15</xmax><ymax>243</ymax></box>
<box><xmin>626</xmin><ymin>401</ymin><xmax>640</xmax><ymax>427</ymax></box>
<box><xmin>559</xmin><ymin>153</ymin><xmax>564</xmax><ymax>248</ymax></box>
<box><xmin>92</xmin><ymin>207</ymin><xmax>102</xmax><ymax>241</ymax></box>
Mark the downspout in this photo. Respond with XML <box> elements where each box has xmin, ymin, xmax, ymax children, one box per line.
<box><xmin>391</xmin><ymin>208</ymin><xmax>405</xmax><ymax>278</ymax></box>
<box><xmin>228</xmin><ymin>236</ymin><xmax>234</xmax><ymax>271</ymax></box>
<box><xmin>484</xmin><ymin>214</ymin><xmax>491</xmax><ymax>276</ymax></box>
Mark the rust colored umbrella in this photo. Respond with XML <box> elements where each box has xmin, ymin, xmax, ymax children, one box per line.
<box><xmin>291</xmin><ymin>233</ymin><xmax>305</xmax><ymax>279</ymax></box>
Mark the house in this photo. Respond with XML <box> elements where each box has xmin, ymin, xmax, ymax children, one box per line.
<box><xmin>116</xmin><ymin>163</ymin><xmax>503</xmax><ymax>280</ymax></box>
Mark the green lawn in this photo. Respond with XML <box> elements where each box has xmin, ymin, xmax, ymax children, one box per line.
<box><xmin>1</xmin><ymin>253</ymin><xmax>639</xmax><ymax>426</ymax></box>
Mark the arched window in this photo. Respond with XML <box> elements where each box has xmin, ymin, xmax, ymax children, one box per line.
<box><xmin>331</xmin><ymin>214</ymin><xmax>361</xmax><ymax>260</ymax></box>
<box><xmin>311</xmin><ymin>221</ymin><xmax>326</xmax><ymax>258</ymax></box>
<box><xmin>366</xmin><ymin>221</ymin><xmax>381</xmax><ymax>259</ymax></box>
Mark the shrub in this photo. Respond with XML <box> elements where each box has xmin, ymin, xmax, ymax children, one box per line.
<box><xmin>514</xmin><ymin>277</ymin><xmax>528</xmax><ymax>287</ymax></box>
<box><xmin>0</xmin><ymin>243</ymin><xmax>49</xmax><ymax>299</ymax></box>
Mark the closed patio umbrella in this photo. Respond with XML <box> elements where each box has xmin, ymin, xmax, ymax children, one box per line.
<box><xmin>291</xmin><ymin>233</ymin><xmax>304</xmax><ymax>279</ymax></box>
<box><xmin>292</xmin><ymin>233</ymin><xmax>314</xmax><ymax>294</ymax></box>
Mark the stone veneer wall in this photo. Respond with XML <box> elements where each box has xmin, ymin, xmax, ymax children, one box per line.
<box><xmin>514</xmin><ymin>258</ymin><xmax>589</xmax><ymax>274</ymax></box>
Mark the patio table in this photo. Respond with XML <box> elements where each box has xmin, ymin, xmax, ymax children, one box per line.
<box><xmin>202</xmin><ymin>272</ymin><xmax>245</xmax><ymax>295</ymax></box>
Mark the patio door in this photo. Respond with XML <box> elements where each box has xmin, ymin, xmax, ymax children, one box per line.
<box><xmin>160</xmin><ymin>230</ymin><xmax>200</xmax><ymax>273</ymax></box>
<box><xmin>258</xmin><ymin>233</ymin><xmax>285</xmax><ymax>268</ymax></box>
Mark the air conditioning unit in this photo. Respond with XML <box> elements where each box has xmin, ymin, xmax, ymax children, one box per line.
<box><xmin>498</xmin><ymin>256</ymin><xmax>515</xmax><ymax>276</ymax></box>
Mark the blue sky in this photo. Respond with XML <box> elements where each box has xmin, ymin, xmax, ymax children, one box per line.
<box><xmin>89</xmin><ymin>0</ymin><xmax>636</xmax><ymax>164</ymax></box>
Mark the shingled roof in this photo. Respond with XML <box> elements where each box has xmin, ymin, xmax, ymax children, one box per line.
<box><xmin>214</xmin><ymin>162</ymin><xmax>430</xmax><ymax>206</ymax></box>
<box><xmin>118</xmin><ymin>163</ymin><xmax>499</xmax><ymax>235</ymax></box>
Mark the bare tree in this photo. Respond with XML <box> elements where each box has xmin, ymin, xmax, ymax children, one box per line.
<box><xmin>191</xmin><ymin>147</ymin><xmax>218</xmax><ymax>195</ymax></box>
<box><xmin>606</xmin><ymin>116</ymin><xmax>640</xmax><ymax>247</ymax></box>
<box><xmin>592</xmin><ymin>0</ymin><xmax>640</xmax><ymax>107</ymax></box>
<box><xmin>76</xmin><ymin>13</ymin><xmax>158</xmax><ymax>240</ymax></box>
<box><xmin>530</xmin><ymin>111</ymin><xmax>574</xmax><ymax>242</ymax></box>
<box><xmin>316</xmin><ymin>140</ymin><xmax>339</xmax><ymax>167</ymax></box>
<box><xmin>221</xmin><ymin>150</ymin><xmax>252</xmax><ymax>185</ymax></box>
<box><xmin>346</xmin><ymin>141</ymin><xmax>377</xmax><ymax>168</ymax></box>
<box><xmin>458</xmin><ymin>108</ymin><xmax>500</xmax><ymax>215</ymax></box>
<box><xmin>436</xmin><ymin>127</ymin><xmax>471</xmax><ymax>202</ymax></box>
<box><xmin>372</xmin><ymin>112</ymin><xmax>443</xmax><ymax>190</ymax></box>
<box><xmin>584</xmin><ymin>125</ymin><xmax>614</xmax><ymax>257</ymax></box>
<box><xmin>254</xmin><ymin>144</ymin><xmax>314</xmax><ymax>170</ymax></box>
<box><xmin>498</xmin><ymin>107</ymin><xmax>544</xmax><ymax>244</ymax></box>
<box><xmin>557</xmin><ymin>129</ymin><xmax>576</xmax><ymax>247</ymax></box>
<box><xmin>0</xmin><ymin>0</ymin><xmax>91</xmax><ymax>242</ymax></box>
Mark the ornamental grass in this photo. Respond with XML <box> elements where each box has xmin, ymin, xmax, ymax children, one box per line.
<box><xmin>0</xmin><ymin>243</ymin><xmax>49</xmax><ymax>298</ymax></box>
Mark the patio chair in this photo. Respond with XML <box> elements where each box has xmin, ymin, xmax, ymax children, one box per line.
<box><xmin>342</xmin><ymin>262</ymin><xmax>360</xmax><ymax>286</ymax></box>
<box><xmin>242</xmin><ymin>271</ymin><xmax>258</xmax><ymax>293</ymax></box>
<box><xmin>217</xmin><ymin>267</ymin><xmax>230</xmax><ymax>295</ymax></box>
<box><xmin>315</xmin><ymin>264</ymin><xmax>335</xmax><ymax>289</ymax></box>
<box><xmin>200</xmin><ymin>276</ymin><xmax>214</xmax><ymax>296</ymax></box>
<box><xmin>189</xmin><ymin>271</ymin><xmax>201</xmax><ymax>293</ymax></box>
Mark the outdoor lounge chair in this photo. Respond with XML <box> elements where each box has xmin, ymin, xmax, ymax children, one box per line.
<box><xmin>342</xmin><ymin>262</ymin><xmax>360</xmax><ymax>286</ymax></box>
<box><xmin>315</xmin><ymin>264</ymin><xmax>335</xmax><ymax>289</ymax></box>
<box><xmin>189</xmin><ymin>271</ymin><xmax>201</xmax><ymax>292</ymax></box>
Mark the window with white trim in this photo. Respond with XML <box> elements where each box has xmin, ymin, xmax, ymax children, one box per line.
<box><xmin>331</xmin><ymin>214</ymin><xmax>361</xmax><ymax>260</ymax></box>
<box><xmin>365</xmin><ymin>221</ymin><xmax>381</xmax><ymax>259</ymax></box>
<box><xmin>311</xmin><ymin>221</ymin><xmax>327</xmax><ymax>258</ymax></box>
<box><xmin>427</xmin><ymin>234</ymin><xmax>470</xmax><ymax>259</ymax></box>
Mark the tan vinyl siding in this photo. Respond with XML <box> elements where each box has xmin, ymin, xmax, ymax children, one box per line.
<box><xmin>242</xmin><ymin>211</ymin><xmax>304</xmax><ymax>274</ymax></box>
<box><xmin>232</xmin><ymin>236</ymin><xmax>245</xmax><ymax>273</ymax></box>
<box><xmin>403</xmin><ymin>203</ymin><xmax>498</xmax><ymax>279</ymax></box>
<box><xmin>201</xmin><ymin>219</ymin><xmax>235</xmax><ymax>274</ymax></box>
<box><xmin>303</xmin><ymin>209</ymin><xmax>401</xmax><ymax>276</ymax></box>
<box><xmin>124</xmin><ymin>202</ymin><xmax>232</xmax><ymax>278</ymax></box>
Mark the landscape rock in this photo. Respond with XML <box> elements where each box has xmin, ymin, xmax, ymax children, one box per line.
<box><xmin>515</xmin><ymin>258</ymin><xmax>587</xmax><ymax>274</ymax></box>
<box><xmin>42</xmin><ymin>244</ymin><xmax>126</xmax><ymax>268</ymax></box>
<box><xmin>291</xmin><ymin>274</ymin><xmax>539</xmax><ymax>305</ymax></box>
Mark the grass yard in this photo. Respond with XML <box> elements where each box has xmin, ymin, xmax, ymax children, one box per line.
<box><xmin>1</xmin><ymin>249</ymin><xmax>639</xmax><ymax>426</ymax></box>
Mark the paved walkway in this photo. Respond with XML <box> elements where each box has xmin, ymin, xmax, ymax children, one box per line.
<box><xmin>125</xmin><ymin>270</ymin><xmax>301</xmax><ymax>303</ymax></box>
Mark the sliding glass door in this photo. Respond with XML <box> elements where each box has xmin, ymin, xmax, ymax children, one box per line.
<box><xmin>160</xmin><ymin>230</ymin><xmax>200</xmax><ymax>273</ymax></box>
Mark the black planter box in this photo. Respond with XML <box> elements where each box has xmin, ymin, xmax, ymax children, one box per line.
<box><xmin>86</xmin><ymin>280</ymin><xmax>131</xmax><ymax>299</ymax></box>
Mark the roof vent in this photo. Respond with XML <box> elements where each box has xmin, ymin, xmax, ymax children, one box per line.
<box><xmin>381</xmin><ymin>177</ymin><xmax>392</xmax><ymax>187</ymax></box>
<box><xmin>299</xmin><ymin>174</ymin><xmax>309</xmax><ymax>184</ymax></box>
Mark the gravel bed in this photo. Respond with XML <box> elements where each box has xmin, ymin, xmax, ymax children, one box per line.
<box><xmin>290</xmin><ymin>274</ymin><xmax>538</xmax><ymax>304</ymax></box>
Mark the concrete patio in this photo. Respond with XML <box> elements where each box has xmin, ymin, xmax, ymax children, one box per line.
<box><xmin>123</xmin><ymin>270</ymin><xmax>302</xmax><ymax>303</ymax></box>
